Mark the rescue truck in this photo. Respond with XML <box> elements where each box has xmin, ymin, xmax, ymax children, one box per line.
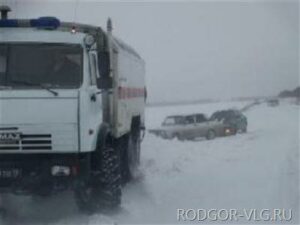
<box><xmin>0</xmin><ymin>6</ymin><xmax>146</xmax><ymax>213</ymax></box>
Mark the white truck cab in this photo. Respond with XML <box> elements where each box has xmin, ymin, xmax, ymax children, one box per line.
<box><xmin>0</xmin><ymin>6</ymin><xmax>146</xmax><ymax>212</ymax></box>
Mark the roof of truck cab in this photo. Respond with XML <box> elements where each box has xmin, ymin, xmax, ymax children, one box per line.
<box><xmin>0</xmin><ymin>18</ymin><xmax>142</xmax><ymax>60</ymax></box>
<box><xmin>0</xmin><ymin>27</ymin><xmax>86</xmax><ymax>44</ymax></box>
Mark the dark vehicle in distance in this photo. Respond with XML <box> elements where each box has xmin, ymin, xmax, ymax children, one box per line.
<box><xmin>210</xmin><ymin>109</ymin><xmax>247</xmax><ymax>133</ymax></box>
<box><xmin>266</xmin><ymin>98</ymin><xmax>279</xmax><ymax>107</ymax></box>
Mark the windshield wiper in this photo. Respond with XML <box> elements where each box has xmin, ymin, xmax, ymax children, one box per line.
<box><xmin>10</xmin><ymin>80</ymin><xmax>59</xmax><ymax>96</ymax></box>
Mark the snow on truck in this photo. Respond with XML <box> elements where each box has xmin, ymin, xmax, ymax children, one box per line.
<box><xmin>0</xmin><ymin>6</ymin><xmax>146</xmax><ymax>212</ymax></box>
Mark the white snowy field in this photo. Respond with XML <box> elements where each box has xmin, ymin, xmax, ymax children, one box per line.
<box><xmin>0</xmin><ymin>100</ymin><xmax>299</xmax><ymax>225</ymax></box>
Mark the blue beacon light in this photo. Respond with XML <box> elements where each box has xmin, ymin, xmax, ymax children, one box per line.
<box><xmin>0</xmin><ymin>17</ymin><xmax>61</xmax><ymax>29</ymax></box>
<box><xmin>0</xmin><ymin>5</ymin><xmax>60</xmax><ymax>30</ymax></box>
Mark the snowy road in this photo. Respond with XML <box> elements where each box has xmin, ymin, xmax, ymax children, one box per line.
<box><xmin>0</xmin><ymin>100</ymin><xmax>299</xmax><ymax>225</ymax></box>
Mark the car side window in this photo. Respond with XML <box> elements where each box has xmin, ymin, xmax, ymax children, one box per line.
<box><xmin>175</xmin><ymin>117</ymin><xmax>184</xmax><ymax>125</ymax></box>
<box><xmin>163</xmin><ymin>117</ymin><xmax>175</xmax><ymax>126</ymax></box>
<box><xmin>196</xmin><ymin>115</ymin><xmax>205</xmax><ymax>123</ymax></box>
<box><xmin>185</xmin><ymin>116</ymin><xmax>195</xmax><ymax>124</ymax></box>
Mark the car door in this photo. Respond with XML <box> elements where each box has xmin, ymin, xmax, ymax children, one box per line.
<box><xmin>194</xmin><ymin>114</ymin><xmax>209</xmax><ymax>138</ymax></box>
<box><xmin>182</xmin><ymin>116</ymin><xmax>196</xmax><ymax>139</ymax></box>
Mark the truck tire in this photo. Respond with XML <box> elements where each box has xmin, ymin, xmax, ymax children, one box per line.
<box><xmin>0</xmin><ymin>207</ymin><xmax>6</xmax><ymax>219</ymax></box>
<box><xmin>0</xmin><ymin>194</ymin><xmax>9</xmax><ymax>218</ymax></box>
<box><xmin>124</xmin><ymin>129</ymin><xmax>141</xmax><ymax>182</ymax></box>
<box><xmin>75</xmin><ymin>144</ymin><xmax>122</xmax><ymax>213</ymax></box>
<box><xmin>99</xmin><ymin>146</ymin><xmax>122</xmax><ymax>207</ymax></box>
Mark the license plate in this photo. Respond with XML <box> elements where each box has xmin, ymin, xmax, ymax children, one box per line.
<box><xmin>0</xmin><ymin>132</ymin><xmax>21</xmax><ymax>144</ymax></box>
<box><xmin>0</xmin><ymin>168</ymin><xmax>22</xmax><ymax>178</ymax></box>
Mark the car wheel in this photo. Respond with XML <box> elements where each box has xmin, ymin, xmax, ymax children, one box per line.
<box><xmin>169</xmin><ymin>133</ymin><xmax>176</xmax><ymax>140</ymax></box>
<box><xmin>238</xmin><ymin>122</ymin><xmax>247</xmax><ymax>133</ymax></box>
<box><xmin>206</xmin><ymin>130</ymin><xmax>216</xmax><ymax>140</ymax></box>
<box><xmin>176</xmin><ymin>133</ymin><xmax>185</xmax><ymax>141</ymax></box>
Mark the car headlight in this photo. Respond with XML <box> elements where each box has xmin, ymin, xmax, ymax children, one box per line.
<box><xmin>225</xmin><ymin>128</ymin><xmax>231</xmax><ymax>134</ymax></box>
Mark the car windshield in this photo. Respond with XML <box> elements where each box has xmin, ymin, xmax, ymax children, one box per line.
<box><xmin>0</xmin><ymin>43</ymin><xmax>82</xmax><ymax>89</ymax></box>
<box><xmin>184</xmin><ymin>116</ymin><xmax>195</xmax><ymax>124</ymax></box>
<box><xmin>211</xmin><ymin>111</ymin><xmax>231</xmax><ymax>121</ymax></box>
<box><xmin>211</xmin><ymin>111</ymin><xmax>223</xmax><ymax>120</ymax></box>
<box><xmin>196</xmin><ymin>114</ymin><xmax>207</xmax><ymax>123</ymax></box>
<box><xmin>162</xmin><ymin>116</ymin><xmax>185</xmax><ymax>126</ymax></box>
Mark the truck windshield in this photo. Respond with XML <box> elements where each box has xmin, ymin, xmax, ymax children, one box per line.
<box><xmin>0</xmin><ymin>43</ymin><xmax>82</xmax><ymax>89</ymax></box>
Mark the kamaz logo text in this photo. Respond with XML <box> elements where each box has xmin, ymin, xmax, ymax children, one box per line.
<box><xmin>0</xmin><ymin>133</ymin><xmax>21</xmax><ymax>141</ymax></box>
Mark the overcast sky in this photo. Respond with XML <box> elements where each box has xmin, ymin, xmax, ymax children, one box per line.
<box><xmin>2</xmin><ymin>0</ymin><xmax>299</xmax><ymax>103</ymax></box>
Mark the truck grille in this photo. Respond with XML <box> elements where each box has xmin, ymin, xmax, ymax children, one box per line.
<box><xmin>0</xmin><ymin>134</ymin><xmax>52</xmax><ymax>151</ymax></box>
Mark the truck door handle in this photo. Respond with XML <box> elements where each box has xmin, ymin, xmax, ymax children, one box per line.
<box><xmin>90</xmin><ymin>89</ymin><xmax>114</xmax><ymax>102</ymax></box>
<box><xmin>91</xmin><ymin>94</ymin><xmax>97</xmax><ymax>102</ymax></box>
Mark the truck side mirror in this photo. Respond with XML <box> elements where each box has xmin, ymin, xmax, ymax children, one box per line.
<box><xmin>97</xmin><ymin>51</ymin><xmax>112</xmax><ymax>89</ymax></box>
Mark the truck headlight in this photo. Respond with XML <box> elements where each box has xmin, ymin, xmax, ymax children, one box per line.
<box><xmin>51</xmin><ymin>166</ymin><xmax>71</xmax><ymax>176</ymax></box>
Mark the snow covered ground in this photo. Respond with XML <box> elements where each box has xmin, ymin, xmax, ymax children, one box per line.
<box><xmin>0</xmin><ymin>100</ymin><xmax>299</xmax><ymax>225</ymax></box>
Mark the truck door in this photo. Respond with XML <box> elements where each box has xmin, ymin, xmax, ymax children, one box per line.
<box><xmin>112</xmin><ymin>49</ymin><xmax>130</xmax><ymax>137</ymax></box>
<box><xmin>79</xmin><ymin>51</ymin><xmax>103</xmax><ymax>151</ymax></box>
<box><xmin>88</xmin><ymin>51</ymin><xmax>103</xmax><ymax>109</ymax></box>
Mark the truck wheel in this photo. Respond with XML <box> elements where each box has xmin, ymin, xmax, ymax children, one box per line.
<box><xmin>0</xmin><ymin>194</ymin><xmax>9</xmax><ymax>218</ymax></box>
<box><xmin>99</xmin><ymin>146</ymin><xmax>122</xmax><ymax>208</ymax></box>
<box><xmin>124</xmin><ymin>129</ymin><xmax>141</xmax><ymax>182</ymax></box>
<box><xmin>206</xmin><ymin>130</ymin><xmax>216</xmax><ymax>140</ymax></box>
<box><xmin>0</xmin><ymin>207</ymin><xmax>6</xmax><ymax>218</ymax></box>
<box><xmin>75</xmin><ymin>145</ymin><xmax>122</xmax><ymax>213</ymax></box>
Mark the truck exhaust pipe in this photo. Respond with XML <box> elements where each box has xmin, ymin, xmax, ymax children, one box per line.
<box><xmin>0</xmin><ymin>5</ymin><xmax>11</xmax><ymax>20</ymax></box>
<box><xmin>107</xmin><ymin>17</ymin><xmax>113</xmax><ymax>34</ymax></box>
